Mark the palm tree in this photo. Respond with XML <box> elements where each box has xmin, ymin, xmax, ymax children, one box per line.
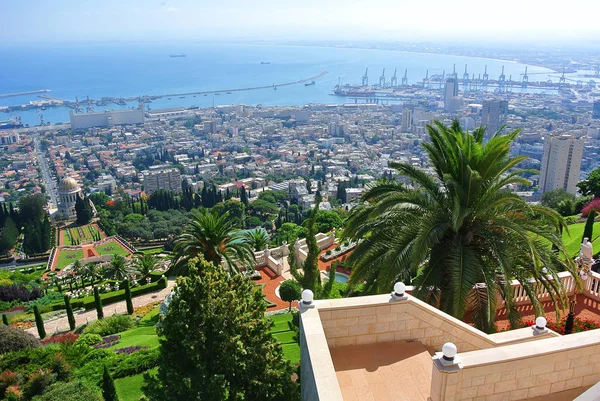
<box><xmin>83</xmin><ymin>262</ymin><xmax>102</xmax><ymax>287</ymax></box>
<box><xmin>104</xmin><ymin>254</ymin><xmax>131</xmax><ymax>281</ymax></box>
<box><xmin>243</xmin><ymin>228</ymin><xmax>269</xmax><ymax>252</ymax></box>
<box><xmin>343</xmin><ymin>121</ymin><xmax>576</xmax><ymax>332</ymax></box>
<box><xmin>133</xmin><ymin>254</ymin><xmax>158</xmax><ymax>279</ymax></box>
<box><xmin>172</xmin><ymin>208</ymin><xmax>255</xmax><ymax>275</ymax></box>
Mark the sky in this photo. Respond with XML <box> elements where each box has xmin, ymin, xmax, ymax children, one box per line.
<box><xmin>1</xmin><ymin>0</ymin><xmax>599</xmax><ymax>44</ymax></box>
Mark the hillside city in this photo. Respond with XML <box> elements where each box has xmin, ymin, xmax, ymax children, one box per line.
<box><xmin>3</xmin><ymin>43</ymin><xmax>600</xmax><ymax>401</ymax></box>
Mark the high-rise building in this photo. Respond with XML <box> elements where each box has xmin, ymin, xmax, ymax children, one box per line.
<box><xmin>481</xmin><ymin>100</ymin><xmax>508</xmax><ymax>136</ymax></box>
<box><xmin>593</xmin><ymin>100</ymin><xmax>600</xmax><ymax>119</ymax></box>
<box><xmin>142</xmin><ymin>167</ymin><xmax>182</xmax><ymax>195</ymax></box>
<box><xmin>401</xmin><ymin>109</ymin><xmax>413</xmax><ymax>132</ymax></box>
<box><xmin>539</xmin><ymin>134</ymin><xmax>584</xmax><ymax>194</ymax></box>
<box><xmin>444</xmin><ymin>78</ymin><xmax>459</xmax><ymax>112</ymax></box>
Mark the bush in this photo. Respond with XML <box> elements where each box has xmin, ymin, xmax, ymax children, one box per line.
<box><xmin>30</xmin><ymin>379</ymin><xmax>103</xmax><ymax>401</ymax></box>
<box><xmin>111</xmin><ymin>348</ymin><xmax>159</xmax><ymax>378</ymax></box>
<box><xmin>0</xmin><ymin>325</ymin><xmax>40</xmax><ymax>354</ymax></box>
<box><xmin>24</xmin><ymin>369</ymin><xmax>55</xmax><ymax>399</ymax></box>
<box><xmin>582</xmin><ymin>198</ymin><xmax>600</xmax><ymax>218</ymax></box>
<box><xmin>83</xmin><ymin>348</ymin><xmax>115</xmax><ymax>363</ymax></box>
<box><xmin>0</xmin><ymin>285</ymin><xmax>43</xmax><ymax>303</ymax></box>
<box><xmin>83</xmin><ymin>314</ymin><xmax>133</xmax><ymax>336</ymax></box>
<box><xmin>40</xmin><ymin>332</ymin><xmax>79</xmax><ymax>345</ymax></box>
<box><xmin>26</xmin><ymin>292</ymin><xmax>65</xmax><ymax>313</ymax></box>
<box><xmin>75</xmin><ymin>333</ymin><xmax>102</xmax><ymax>347</ymax></box>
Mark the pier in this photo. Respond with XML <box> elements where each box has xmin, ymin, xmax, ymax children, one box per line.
<box><xmin>0</xmin><ymin>89</ymin><xmax>51</xmax><ymax>99</ymax></box>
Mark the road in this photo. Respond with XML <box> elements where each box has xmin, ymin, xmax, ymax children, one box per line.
<box><xmin>33</xmin><ymin>136</ymin><xmax>58</xmax><ymax>210</ymax></box>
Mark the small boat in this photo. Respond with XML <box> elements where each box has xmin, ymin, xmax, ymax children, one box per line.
<box><xmin>227</xmin><ymin>92</ymin><xmax>232</xmax><ymax>94</ymax></box>
<box><xmin>170</xmin><ymin>54</ymin><xmax>186</xmax><ymax>58</ymax></box>
<box><xmin>204</xmin><ymin>94</ymin><xmax>207</xmax><ymax>96</ymax></box>
<box><xmin>179</xmin><ymin>96</ymin><xmax>185</xmax><ymax>99</ymax></box>
<box><xmin>305</xmin><ymin>81</ymin><xmax>316</xmax><ymax>86</ymax></box>
<box><xmin>168</xmin><ymin>98</ymin><xmax>171</xmax><ymax>100</ymax></box>
<box><xmin>215</xmin><ymin>93</ymin><xmax>220</xmax><ymax>96</ymax></box>
<box><xmin>261</xmin><ymin>61</ymin><xmax>270</xmax><ymax>64</ymax></box>
<box><xmin>193</xmin><ymin>95</ymin><xmax>196</xmax><ymax>97</ymax></box>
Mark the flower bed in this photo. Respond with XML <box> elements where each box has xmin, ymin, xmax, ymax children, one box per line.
<box><xmin>114</xmin><ymin>345</ymin><xmax>149</xmax><ymax>355</ymax></box>
<box><xmin>501</xmin><ymin>316</ymin><xmax>599</xmax><ymax>335</ymax></box>
<box><xmin>41</xmin><ymin>332</ymin><xmax>80</xmax><ymax>345</ymax></box>
<box><xmin>320</xmin><ymin>242</ymin><xmax>356</xmax><ymax>261</ymax></box>
<box><xmin>94</xmin><ymin>335</ymin><xmax>121</xmax><ymax>349</ymax></box>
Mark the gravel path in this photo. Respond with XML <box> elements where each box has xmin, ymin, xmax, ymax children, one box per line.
<box><xmin>27</xmin><ymin>279</ymin><xmax>177</xmax><ymax>338</ymax></box>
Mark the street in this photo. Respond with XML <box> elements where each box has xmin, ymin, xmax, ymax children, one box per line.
<box><xmin>33</xmin><ymin>136</ymin><xmax>58</xmax><ymax>210</ymax></box>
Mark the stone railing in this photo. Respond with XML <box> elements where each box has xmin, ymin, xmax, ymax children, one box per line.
<box><xmin>299</xmin><ymin>292</ymin><xmax>559</xmax><ymax>401</ymax></box>
<box><xmin>495</xmin><ymin>271</ymin><xmax>578</xmax><ymax>308</ymax></box>
<box><xmin>295</xmin><ymin>231</ymin><xmax>336</xmax><ymax>268</ymax></box>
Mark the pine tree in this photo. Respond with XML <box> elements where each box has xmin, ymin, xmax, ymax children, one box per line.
<box><xmin>75</xmin><ymin>195</ymin><xmax>93</xmax><ymax>225</ymax></box>
<box><xmin>2</xmin><ymin>314</ymin><xmax>8</xmax><ymax>326</ymax></box>
<box><xmin>94</xmin><ymin>287</ymin><xmax>104</xmax><ymax>319</ymax></box>
<box><xmin>64</xmin><ymin>294</ymin><xmax>76</xmax><ymax>331</ymax></box>
<box><xmin>240</xmin><ymin>186</ymin><xmax>249</xmax><ymax>207</ymax></box>
<box><xmin>102</xmin><ymin>364</ymin><xmax>119</xmax><ymax>401</ymax></box>
<box><xmin>33</xmin><ymin>305</ymin><xmax>46</xmax><ymax>339</ymax></box>
<box><xmin>0</xmin><ymin>216</ymin><xmax>19</xmax><ymax>255</ymax></box>
<box><xmin>124</xmin><ymin>280</ymin><xmax>134</xmax><ymax>315</ymax></box>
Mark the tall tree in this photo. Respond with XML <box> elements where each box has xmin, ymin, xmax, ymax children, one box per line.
<box><xmin>290</xmin><ymin>200</ymin><xmax>322</xmax><ymax>292</ymax></box>
<box><xmin>243</xmin><ymin>228</ymin><xmax>269</xmax><ymax>252</ymax></box>
<box><xmin>102</xmin><ymin>364</ymin><xmax>119</xmax><ymax>401</ymax></box>
<box><xmin>343</xmin><ymin>121</ymin><xmax>575</xmax><ymax>332</ymax></box>
<box><xmin>142</xmin><ymin>257</ymin><xmax>298</xmax><ymax>401</ymax></box>
<box><xmin>33</xmin><ymin>305</ymin><xmax>46</xmax><ymax>339</ymax></box>
<box><xmin>75</xmin><ymin>195</ymin><xmax>93</xmax><ymax>225</ymax></box>
<box><xmin>583</xmin><ymin>209</ymin><xmax>597</xmax><ymax>243</ymax></box>
<box><xmin>64</xmin><ymin>294</ymin><xmax>76</xmax><ymax>331</ymax></box>
<box><xmin>0</xmin><ymin>217</ymin><xmax>18</xmax><ymax>255</ymax></box>
<box><xmin>94</xmin><ymin>287</ymin><xmax>104</xmax><ymax>319</ymax></box>
<box><xmin>104</xmin><ymin>255</ymin><xmax>130</xmax><ymax>281</ymax></box>
<box><xmin>124</xmin><ymin>279</ymin><xmax>134</xmax><ymax>315</ymax></box>
<box><xmin>172</xmin><ymin>208</ymin><xmax>255</xmax><ymax>275</ymax></box>
<box><xmin>577</xmin><ymin>167</ymin><xmax>600</xmax><ymax>198</ymax></box>
<box><xmin>132</xmin><ymin>254</ymin><xmax>158</xmax><ymax>279</ymax></box>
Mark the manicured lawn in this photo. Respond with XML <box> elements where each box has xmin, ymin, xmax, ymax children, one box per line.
<box><xmin>63</xmin><ymin>224</ymin><xmax>100</xmax><ymax>245</ymax></box>
<box><xmin>562</xmin><ymin>222</ymin><xmax>600</xmax><ymax>257</ymax></box>
<box><xmin>95</xmin><ymin>240</ymin><xmax>131</xmax><ymax>257</ymax></box>
<box><xmin>269</xmin><ymin>313</ymin><xmax>300</xmax><ymax>364</ymax></box>
<box><xmin>55</xmin><ymin>249</ymin><xmax>84</xmax><ymax>270</ymax></box>
<box><xmin>140</xmin><ymin>247</ymin><xmax>165</xmax><ymax>255</ymax></box>
<box><xmin>107</xmin><ymin>307</ymin><xmax>161</xmax><ymax>350</ymax></box>
<box><xmin>114</xmin><ymin>368</ymin><xmax>157</xmax><ymax>401</ymax></box>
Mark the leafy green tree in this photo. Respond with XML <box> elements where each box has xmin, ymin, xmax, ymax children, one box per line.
<box><xmin>290</xmin><ymin>200</ymin><xmax>322</xmax><ymax>292</ymax></box>
<box><xmin>124</xmin><ymin>279</ymin><xmax>134</xmax><ymax>315</ymax></box>
<box><xmin>556</xmin><ymin>199</ymin><xmax>575</xmax><ymax>217</ymax></box>
<box><xmin>243</xmin><ymin>228</ymin><xmax>269</xmax><ymax>251</ymax></box>
<box><xmin>75</xmin><ymin>195</ymin><xmax>93</xmax><ymax>225</ymax></box>
<box><xmin>309</xmin><ymin>210</ymin><xmax>343</xmax><ymax>233</ymax></box>
<box><xmin>343</xmin><ymin>121</ymin><xmax>575</xmax><ymax>332</ymax></box>
<box><xmin>172</xmin><ymin>208</ymin><xmax>255</xmax><ymax>275</ymax></box>
<box><xmin>18</xmin><ymin>194</ymin><xmax>46</xmax><ymax>226</ymax></box>
<box><xmin>104</xmin><ymin>255</ymin><xmax>130</xmax><ymax>281</ymax></box>
<box><xmin>64</xmin><ymin>295</ymin><xmax>76</xmax><ymax>331</ymax></box>
<box><xmin>93</xmin><ymin>287</ymin><xmax>104</xmax><ymax>320</ymax></box>
<box><xmin>541</xmin><ymin>189</ymin><xmax>576</xmax><ymax>212</ymax></box>
<box><xmin>102</xmin><ymin>364</ymin><xmax>119</xmax><ymax>401</ymax></box>
<box><xmin>577</xmin><ymin>167</ymin><xmax>600</xmax><ymax>198</ymax></box>
<box><xmin>0</xmin><ymin>217</ymin><xmax>18</xmax><ymax>255</ymax></box>
<box><xmin>142</xmin><ymin>258</ymin><xmax>299</xmax><ymax>401</ymax></box>
<box><xmin>249</xmin><ymin>199</ymin><xmax>278</xmax><ymax>218</ymax></box>
<box><xmin>89</xmin><ymin>192</ymin><xmax>111</xmax><ymax>209</ymax></box>
<box><xmin>279</xmin><ymin>280</ymin><xmax>301</xmax><ymax>311</ymax></box>
<box><xmin>213</xmin><ymin>199</ymin><xmax>246</xmax><ymax>228</ymax></box>
<box><xmin>583</xmin><ymin>209</ymin><xmax>597</xmax><ymax>243</ymax></box>
<box><xmin>33</xmin><ymin>305</ymin><xmax>46</xmax><ymax>339</ymax></box>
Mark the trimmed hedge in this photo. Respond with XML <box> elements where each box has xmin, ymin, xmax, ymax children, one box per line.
<box><xmin>49</xmin><ymin>277</ymin><xmax>168</xmax><ymax>311</ymax></box>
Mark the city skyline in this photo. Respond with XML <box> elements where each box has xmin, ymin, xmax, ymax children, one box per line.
<box><xmin>2</xmin><ymin>0</ymin><xmax>600</xmax><ymax>44</ymax></box>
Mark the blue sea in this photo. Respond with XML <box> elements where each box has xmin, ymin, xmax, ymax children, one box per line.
<box><xmin>0</xmin><ymin>42</ymin><xmax>556</xmax><ymax>126</ymax></box>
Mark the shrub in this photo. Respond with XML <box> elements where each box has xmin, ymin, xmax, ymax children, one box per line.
<box><xmin>48</xmin><ymin>353</ymin><xmax>72</xmax><ymax>381</ymax></box>
<box><xmin>26</xmin><ymin>293</ymin><xmax>65</xmax><ymax>313</ymax></box>
<box><xmin>30</xmin><ymin>379</ymin><xmax>103</xmax><ymax>401</ymax></box>
<box><xmin>75</xmin><ymin>333</ymin><xmax>102</xmax><ymax>347</ymax></box>
<box><xmin>0</xmin><ymin>371</ymin><xmax>22</xmax><ymax>399</ymax></box>
<box><xmin>93</xmin><ymin>287</ymin><xmax>103</xmax><ymax>320</ymax></box>
<box><xmin>23</xmin><ymin>369</ymin><xmax>55</xmax><ymax>400</ymax></box>
<box><xmin>111</xmin><ymin>348</ymin><xmax>159</xmax><ymax>378</ymax></box>
<box><xmin>0</xmin><ymin>285</ymin><xmax>43</xmax><ymax>303</ymax></box>
<box><xmin>0</xmin><ymin>325</ymin><xmax>40</xmax><ymax>354</ymax></box>
<box><xmin>83</xmin><ymin>348</ymin><xmax>115</xmax><ymax>363</ymax></box>
<box><xmin>33</xmin><ymin>305</ymin><xmax>46</xmax><ymax>339</ymax></box>
<box><xmin>83</xmin><ymin>314</ymin><xmax>133</xmax><ymax>336</ymax></box>
<box><xmin>41</xmin><ymin>332</ymin><xmax>79</xmax><ymax>345</ymax></box>
<box><xmin>64</xmin><ymin>295</ymin><xmax>76</xmax><ymax>331</ymax></box>
<box><xmin>582</xmin><ymin>198</ymin><xmax>600</xmax><ymax>218</ymax></box>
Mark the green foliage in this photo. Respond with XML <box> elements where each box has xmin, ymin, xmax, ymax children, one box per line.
<box><xmin>124</xmin><ymin>280</ymin><xmax>134</xmax><ymax>315</ymax></box>
<box><xmin>583</xmin><ymin>209</ymin><xmax>597</xmax><ymax>243</ymax></box>
<box><xmin>65</xmin><ymin>295</ymin><xmax>76</xmax><ymax>331</ymax></box>
<box><xmin>142</xmin><ymin>258</ymin><xmax>299</xmax><ymax>401</ymax></box>
<box><xmin>343</xmin><ymin>121</ymin><xmax>575</xmax><ymax>333</ymax></box>
<box><xmin>93</xmin><ymin>287</ymin><xmax>104</xmax><ymax>319</ymax></box>
<box><xmin>33</xmin><ymin>304</ymin><xmax>46</xmax><ymax>339</ymax></box>
<box><xmin>541</xmin><ymin>189</ymin><xmax>576</xmax><ymax>212</ymax></box>
<box><xmin>2</xmin><ymin>314</ymin><xmax>8</xmax><ymax>326</ymax></box>
<box><xmin>24</xmin><ymin>368</ymin><xmax>56</xmax><ymax>399</ymax></box>
<box><xmin>75</xmin><ymin>196</ymin><xmax>94</xmax><ymax>225</ymax></box>
<box><xmin>243</xmin><ymin>228</ymin><xmax>269</xmax><ymax>251</ymax></box>
<box><xmin>577</xmin><ymin>166</ymin><xmax>600</xmax><ymax>198</ymax></box>
<box><xmin>576</xmin><ymin>195</ymin><xmax>594</xmax><ymax>214</ymax></box>
<box><xmin>31</xmin><ymin>379</ymin><xmax>103</xmax><ymax>401</ymax></box>
<box><xmin>75</xmin><ymin>348</ymin><xmax>159</xmax><ymax>386</ymax></box>
<box><xmin>0</xmin><ymin>217</ymin><xmax>19</xmax><ymax>255</ymax></box>
<box><xmin>310</xmin><ymin>210</ymin><xmax>343</xmax><ymax>233</ymax></box>
<box><xmin>279</xmin><ymin>280</ymin><xmax>301</xmax><ymax>311</ymax></box>
<box><xmin>172</xmin><ymin>208</ymin><xmax>255</xmax><ymax>275</ymax></box>
<box><xmin>84</xmin><ymin>314</ymin><xmax>133</xmax><ymax>336</ymax></box>
<box><xmin>75</xmin><ymin>333</ymin><xmax>103</xmax><ymax>347</ymax></box>
<box><xmin>556</xmin><ymin>199</ymin><xmax>575</xmax><ymax>217</ymax></box>
<box><xmin>105</xmin><ymin>255</ymin><xmax>131</xmax><ymax>281</ymax></box>
<box><xmin>291</xmin><ymin>200</ymin><xmax>321</xmax><ymax>292</ymax></box>
<box><xmin>0</xmin><ymin>325</ymin><xmax>40</xmax><ymax>354</ymax></box>
<box><xmin>213</xmin><ymin>200</ymin><xmax>246</xmax><ymax>228</ymax></box>
<box><xmin>103</xmin><ymin>364</ymin><xmax>119</xmax><ymax>401</ymax></box>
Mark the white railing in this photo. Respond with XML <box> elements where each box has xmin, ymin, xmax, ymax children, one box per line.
<box><xmin>496</xmin><ymin>271</ymin><xmax>580</xmax><ymax>309</ymax></box>
<box><xmin>584</xmin><ymin>270</ymin><xmax>600</xmax><ymax>302</ymax></box>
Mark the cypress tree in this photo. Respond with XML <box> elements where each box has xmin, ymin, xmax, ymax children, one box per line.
<box><xmin>102</xmin><ymin>364</ymin><xmax>119</xmax><ymax>401</ymax></box>
<box><xmin>64</xmin><ymin>294</ymin><xmax>76</xmax><ymax>331</ymax></box>
<box><xmin>583</xmin><ymin>209</ymin><xmax>597</xmax><ymax>244</ymax></box>
<box><xmin>2</xmin><ymin>314</ymin><xmax>9</xmax><ymax>326</ymax></box>
<box><xmin>33</xmin><ymin>305</ymin><xmax>46</xmax><ymax>339</ymax></box>
<box><xmin>124</xmin><ymin>279</ymin><xmax>134</xmax><ymax>315</ymax></box>
<box><xmin>94</xmin><ymin>287</ymin><xmax>104</xmax><ymax>319</ymax></box>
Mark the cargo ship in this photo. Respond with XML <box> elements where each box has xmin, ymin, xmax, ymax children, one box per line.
<box><xmin>0</xmin><ymin>118</ymin><xmax>23</xmax><ymax>130</ymax></box>
<box><xmin>305</xmin><ymin>81</ymin><xmax>316</xmax><ymax>86</ymax></box>
<box><xmin>170</xmin><ymin>54</ymin><xmax>186</xmax><ymax>58</ymax></box>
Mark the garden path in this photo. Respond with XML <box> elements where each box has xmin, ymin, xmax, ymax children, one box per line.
<box><xmin>26</xmin><ymin>278</ymin><xmax>177</xmax><ymax>338</ymax></box>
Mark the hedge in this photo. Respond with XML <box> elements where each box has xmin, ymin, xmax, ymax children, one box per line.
<box><xmin>49</xmin><ymin>277</ymin><xmax>168</xmax><ymax>311</ymax></box>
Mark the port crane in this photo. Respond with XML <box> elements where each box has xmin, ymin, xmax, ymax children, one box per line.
<box><xmin>450</xmin><ymin>64</ymin><xmax>457</xmax><ymax>79</ymax></box>
<box><xmin>379</xmin><ymin>68</ymin><xmax>386</xmax><ymax>88</ymax></box>
<box><xmin>483</xmin><ymin>65</ymin><xmax>489</xmax><ymax>84</ymax></box>
<box><xmin>402</xmin><ymin>69</ymin><xmax>408</xmax><ymax>86</ymax></box>
<box><xmin>498</xmin><ymin>66</ymin><xmax>506</xmax><ymax>92</ymax></box>
<box><xmin>463</xmin><ymin>65</ymin><xmax>469</xmax><ymax>82</ymax></box>
<box><xmin>423</xmin><ymin>69</ymin><xmax>430</xmax><ymax>87</ymax></box>
<box><xmin>362</xmin><ymin>68</ymin><xmax>368</xmax><ymax>86</ymax></box>
<box><xmin>390</xmin><ymin>69</ymin><xmax>398</xmax><ymax>87</ymax></box>
<box><xmin>522</xmin><ymin>66</ymin><xmax>529</xmax><ymax>88</ymax></box>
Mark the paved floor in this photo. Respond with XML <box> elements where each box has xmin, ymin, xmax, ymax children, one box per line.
<box><xmin>330</xmin><ymin>341</ymin><xmax>434</xmax><ymax>401</ymax></box>
<box><xmin>27</xmin><ymin>278</ymin><xmax>176</xmax><ymax>338</ymax></box>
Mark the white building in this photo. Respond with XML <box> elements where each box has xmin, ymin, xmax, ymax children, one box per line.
<box><xmin>69</xmin><ymin>105</ymin><xmax>144</xmax><ymax>129</ymax></box>
<box><xmin>444</xmin><ymin>78</ymin><xmax>459</xmax><ymax>112</ymax></box>
<box><xmin>58</xmin><ymin>176</ymin><xmax>82</xmax><ymax>219</ymax></box>
<box><xmin>539</xmin><ymin>134</ymin><xmax>584</xmax><ymax>194</ymax></box>
<box><xmin>142</xmin><ymin>167</ymin><xmax>182</xmax><ymax>195</ymax></box>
